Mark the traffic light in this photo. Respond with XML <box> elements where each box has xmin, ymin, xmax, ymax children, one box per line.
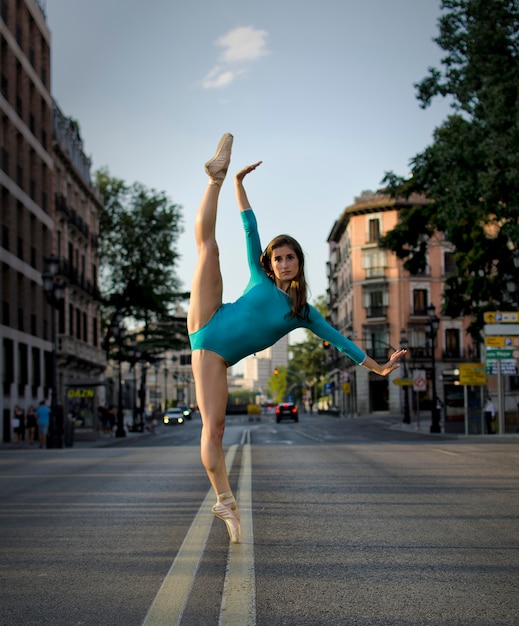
<box><xmin>322</xmin><ymin>341</ymin><xmax>330</xmax><ymax>349</ymax></box>
<box><xmin>273</xmin><ymin>368</ymin><xmax>279</xmax><ymax>375</ymax></box>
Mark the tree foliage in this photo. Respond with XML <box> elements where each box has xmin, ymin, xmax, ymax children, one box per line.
<box><xmin>283</xmin><ymin>296</ymin><xmax>332</xmax><ymax>404</ymax></box>
<box><xmin>95</xmin><ymin>168</ymin><xmax>189</xmax><ymax>357</ymax></box>
<box><xmin>379</xmin><ymin>0</ymin><xmax>519</xmax><ymax>337</ymax></box>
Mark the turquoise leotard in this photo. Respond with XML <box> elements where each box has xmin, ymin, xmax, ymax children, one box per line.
<box><xmin>188</xmin><ymin>209</ymin><xmax>367</xmax><ymax>367</ymax></box>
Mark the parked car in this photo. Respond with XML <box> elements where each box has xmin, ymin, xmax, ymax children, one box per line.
<box><xmin>275</xmin><ymin>402</ymin><xmax>299</xmax><ymax>423</ymax></box>
<box><xmin>179</xmin><ymin>405</ymin><xmax>192</xmax><ymax>420</ymax></box>
<box><xmin>163</xmin><ymin>407</ymin><xmax>185</xmax><ymax>425</ymax></box>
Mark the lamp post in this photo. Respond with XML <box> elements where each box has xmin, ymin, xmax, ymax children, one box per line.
<box><xmin>138</xmin><ymin>358</ymin><xmax>148</xmax><ymax>431</ymax></box>
<box><xmin>427</xmin><ymin>303</ymin><xmax>441</xmax><ymax>433</ymax></box>
<box><xmin>128</xmin><ymin>345</ymin><xmax>140</xmax><ymax>431</ymax></box>
<box><xmin>400</xmin><ymin>328</ymin><xmax>411</xmax><ymax>424</ymax></box>
<box><xmin>42</xmin><ymin>255</ymin><xmax>66</xmax><ymax>448</ymax></box>
<box><xmin>110</xmin><ymin>312</ymin><xmax>126</xmax><ymax>438</ymax></box>
<box><xmin>163</xmin><ymin>365</ymin><xmax>169</xmax><ymax>410</ymax></box>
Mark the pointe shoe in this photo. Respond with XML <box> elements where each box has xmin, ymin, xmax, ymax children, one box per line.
<box><xmin>212</xmin><ymin>500</ymin><xmax>241</xmax><ymax>543</ymax></box>
<box><xmin>205</xmin><ymin>133</ymin><xmax>233</xmax><ymax>183</ymax></box>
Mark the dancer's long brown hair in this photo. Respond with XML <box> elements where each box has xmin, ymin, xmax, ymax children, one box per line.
<box><xmin>261</xmin><ymin>235</ymin><xmax>310</xmax><ymax>320</ymax></box>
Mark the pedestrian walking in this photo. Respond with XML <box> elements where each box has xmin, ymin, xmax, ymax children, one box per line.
<box><xmin>26</xmin><ymin>405</ymin><xmax>37</xmax><ymax>445</ymax></box>
<box><xmin>187</xmin><ymin>133</ymin><xmax>406</xmax><ymax>543</ymax></box>
<box><xmin>483</xmin><ymin>396</ymin><xmax>496</xmax><ymax>434</ymax></box>
<box><xmin>12</xmin><ymin>405</ymin><xmax>25</xmax><ymax>445</ymax></box>
<box><xmin>35</xmin><ymin>400</ymin><xmax>51</xmax><ymax>448</ymax></box>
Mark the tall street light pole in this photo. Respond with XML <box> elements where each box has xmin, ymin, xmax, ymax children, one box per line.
<box><xmin>110</xmin><ymin>312</ymin><xmax>126</xmax><ymax>438</ymax></box>
<box><xmin>42</xmin><ymin>255</ymin><xmax>65</xmax><ymax>449</ymax></box>
<box><xmin>427</xmin><ymin>303</ymin><xmax>441</xmax><ymax>433</ymax></box>
<box><xmin>164</xmin><ymin>366</ymin><xmax>169</xmax><ymax>410</ymax></box>
<box><xmin>400</xmin><ymin>328</ymin><xmax>411</xmax><ymax>424</ymax></box>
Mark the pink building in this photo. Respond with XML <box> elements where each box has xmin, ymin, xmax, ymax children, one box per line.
<box><xmin>326</xmin><ymin>190</ymin><xmax>479</xmax><ymax>430</ymax></box>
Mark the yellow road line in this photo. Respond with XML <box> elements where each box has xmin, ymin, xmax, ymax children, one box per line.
<box><xmin>220</xmin><ymin>432</ymin><xmax>256</xmax><ymax>625</ymax></box>
<box><xmin>142</xmin><ymin>444</ymin><xmax>239</xmax><ymax>626</ymax></box>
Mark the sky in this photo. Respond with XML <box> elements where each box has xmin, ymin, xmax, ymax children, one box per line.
<box><xmin>45</xmin><ymin>0</ymin><xmax>451</xmax><ymax>355</ymax></box>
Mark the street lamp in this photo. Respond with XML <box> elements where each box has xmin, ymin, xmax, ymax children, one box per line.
<box><xmin>110</xmin><ymin>312</ymin><xmax>126</xmax><ymax>438</ymax></box>
<box><xmin>42</xmin><ymin>254</ymin><xmax>66</xmax><ymax>448</ymax></box>
<box><xmin>427</xmin><ymin>303</ymin><xmax>441</xmax><ymax>433</ymax></box>
<box><xmin>163</xmin><ymin>365</ymin><xmax>169</xmax><ymax>410</ymax></box>
<box><xmin>128</xmin><ymin>344</ymin><xmax>141</xmax><ymax>431</ymax></box>
<box><xmin>400</xmin><ymin>328</ymin><xmax>411</xmax><ymax>424</ymax></box>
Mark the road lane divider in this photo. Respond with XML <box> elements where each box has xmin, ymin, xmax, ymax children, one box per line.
<box><xmin>142</xmin><ymin>444</ymin><xmax>239</xmax><ymax>626</ymax></box>
<box><xmin>219</xmin><ymin>431</ymin><xmax>256</xmax><ymax>625</ymax></box>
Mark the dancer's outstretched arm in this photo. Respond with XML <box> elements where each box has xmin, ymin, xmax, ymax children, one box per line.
<box><xmin>235</xmin><ymin>162</ymin><xmax>262</xmax><ymax>212</ymax></box>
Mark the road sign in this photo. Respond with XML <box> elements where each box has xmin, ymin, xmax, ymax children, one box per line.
<box><xmin>485</xmin><ymin>347</ymin><xmax>517</xmax><ymax>359</ymax></box>
<box><xmin>486</xmin><ymin>360</ymin><xmax>517</xmax><ymax>375</ymax></box>
<box><xmin>413</xmin><ymin>370</ymin><xmax>427</xmax><ymax>392</ymax></box>
<box><xmin>484</xmin><ymin>311</ymin><xmax>519</xmax><ymax>323</ymax></box>
<box><xmin>485</xmin><ymin>336</ymin><xmax>519</xmax><ymax>347</ymax></box>
<box><xmin>459</xmin><ymin>363</ymin><xmax>487</xmax><ymax>386</ymax></box>
<box><xmin>393</xmin><ymin>378</ymin><xmax>413</xmax><ymax>386</ymax></box>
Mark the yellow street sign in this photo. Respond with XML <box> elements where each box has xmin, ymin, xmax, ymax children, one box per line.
<box><xmin>459</xmin><ymin>363</ymin><xmax>487</xmax><ymax>386</ymax></box>
<box><xmin>342</xmin><ymin>382</ymin><xmax>351</xmax><ymax>394</ymax></box>
<box><xmin>393</xmin><ymin>378</ymin><xmax>414</xmax><ymax>386</ymax></box>
<box><xmin>485</xmin><ymin>336</ymin><xmax>519</xmax><ymax>347</ymax></box>
<box><xmin>484</xmin><ymin>311</ymin><xmax>519</xmax><ymax>323</ymax></box>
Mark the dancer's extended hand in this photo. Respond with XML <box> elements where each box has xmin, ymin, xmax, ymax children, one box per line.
<box><xmin>378</xmin><ymin>349</ymin><xmax>407</xmax><ymax>376</ymax></box>
<box><xmin>235</xmin><ymin>161</ymin><xmax>262</xmax><ymax>183</ymax></box>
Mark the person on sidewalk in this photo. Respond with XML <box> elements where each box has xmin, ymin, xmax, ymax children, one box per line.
<box><xmin>26</xmin><ymin>405</ymin><xmax>37</xmax><ymax>445</ymax></box>
<box><xmin>12</xmin><ymin>405</ymin><xmax>25</xmax><ymax>446</ymax></box>
<box><xmin>483</xmin><ymin>396</ymin><xmax>496</xmax><ymax>434</ymax></box>
<box><xmin>35</xmin><ymin>400</ymin><xmax>51</xmax><ymax>448</ymax></box>
<box><xmin>187</xmin><ymin>133</ymin><xmax>406</xmax><ymax>543</ymax></box>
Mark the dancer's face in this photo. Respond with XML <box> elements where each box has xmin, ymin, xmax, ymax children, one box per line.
<box><xmin>270</xmin><ymin>244</ymin><xmax>300</xmax><ymax>289</ymax></box>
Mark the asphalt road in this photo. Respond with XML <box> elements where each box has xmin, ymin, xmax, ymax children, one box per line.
<box><xmin>1</xmin><ymin>413</ymin><xmax>518</xmax><ymax>626</ymax></box>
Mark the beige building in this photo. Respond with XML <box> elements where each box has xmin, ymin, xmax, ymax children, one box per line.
<box><xmin>1</xmin><ymin>0</ymin><xmax>105</xmax><ymax>443</ymax></box>
<box><xmin>326</xmin><ymin>191</ymin><xmax>478</xmax><ymax>429</ymax></box>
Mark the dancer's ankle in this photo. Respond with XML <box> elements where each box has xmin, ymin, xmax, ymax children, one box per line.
<box><xmin>208</xmin><ymin>177</ymin><xmax>223</xmax><ymax>187</ymax></box>
<box><xmin>217</xmin><ymin>490</ymin><xmax>235</xmax><ymax>505</ymax></box>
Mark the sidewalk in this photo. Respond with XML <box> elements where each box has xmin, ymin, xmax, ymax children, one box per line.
<box><xmin>389</xmin><ymin>415</ymin><xmax>519</xmax><ymax>440</ymax></box>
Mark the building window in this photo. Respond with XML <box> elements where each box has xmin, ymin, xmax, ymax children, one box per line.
<box><xmin>3</xmin><ymin>338</ymin><xmax>14</xmax><ymax>394</ymax></box>
<box><xmin>368</xmin><ymin>218</ymin><xmax>381</xmax><ymax>243</ymax></box>
<box><xmin>444</xmin><ymin>251</ymin><xmax>456</xmax><ymax>275</ymax></box>
<box><xmin>363</xmin><ymin>287</ymin><xmax>388</xmax><ymax>318</ymax></box>
<box><xmin>93</xmin><ymin>317</ymin><xmax>98</xmax><ymax>347</ymax></box>
<box><xmin>365</xmin><ymin>330</ymin><xmax>391</xmax><ymax>360</ymax></box>
<box><xmin>362</xmin><ymin>249</ymin><xmax>386</xmax><ymax>279</ymax></box>
<box><xmin>413</xmin><ymin>289</ymin><xmax>428</xmax><ymax>315</ymax></box>
<box><xmin>18</xmin><ymin>343</ymin><xmax>28</xmax><ymax>395</ymax></box>
<box><xmin>32</xmin><ymin>347</ymin><xmax>41</xmax><ymax>395</ymax></box>
<box><xmin>444</xmin><ymin>328</ymin><xmax>460</xmax><ymax>358</ymax></box>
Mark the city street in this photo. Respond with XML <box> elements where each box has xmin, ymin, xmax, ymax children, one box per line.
<box><xmin>1</xmin><ymin>414</ymin><xmax>518</xmax><ymax>625</ymax></box>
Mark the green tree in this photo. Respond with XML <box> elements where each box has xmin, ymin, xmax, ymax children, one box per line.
<box><xmin>267</xmin><ymin>366</ymin><xmax>288</xmax><ymax>403</ymax></box>
<box><xmin>286</xmin><ymin>296</ymin><xmax>331</xmax><ymax>405</ymax></box>
<box><xmin>95</xmin><ymin>168</ymin><xmax>189</xmax><ymax>356</ymax></box>
<box><xmin>379</xmin><ymin>0</ymin><xmax>519</xmax><ymax>338</ymax></box>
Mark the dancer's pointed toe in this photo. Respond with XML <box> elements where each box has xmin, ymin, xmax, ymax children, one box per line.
<box><xmin>212</xmin><ymin>500</ymin><xmax>241</xmax><ymax>543</ymax></box>
<box><xmin>205</xmin><ymin>133</ymin><xmax>233</xmax><ymax>183</ymax></box>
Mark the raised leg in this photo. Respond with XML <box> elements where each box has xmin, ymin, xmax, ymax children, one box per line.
<box><xmin>187</xmin><ymin>133</ymin><xmax>233</xmax><ymax>335</ymax></box>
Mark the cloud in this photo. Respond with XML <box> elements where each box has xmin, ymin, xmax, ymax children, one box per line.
<box><xmin>202</xmin><ymin>26</ymin><xmax>269</xmax><ymax>90</ymax></box>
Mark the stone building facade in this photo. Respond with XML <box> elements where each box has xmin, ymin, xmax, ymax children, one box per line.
<box><xmin>1</xmin><ymin>0</ymin><xmax>105</xmax><ymax>443</ymax></box>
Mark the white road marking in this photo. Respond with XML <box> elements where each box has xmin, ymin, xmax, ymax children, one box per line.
<box><xmin>142</xmin><ymin>445</ymin><xmax>239</xmax><ymax>625</ymax></box>
<box><xmin>220</xmin><ymin>432</ymin><xmax>256</xmax><ymax>625</ymax></box>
